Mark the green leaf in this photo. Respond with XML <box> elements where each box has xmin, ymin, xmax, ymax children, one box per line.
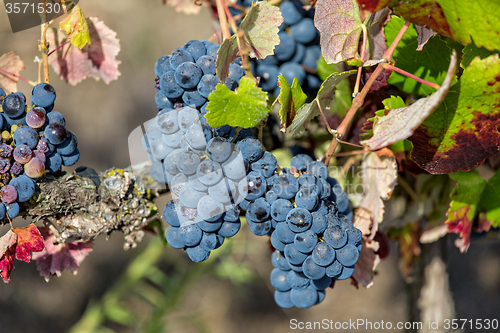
<box><xmin>290</xmin><ymin>70</ymin><xmax>356</xmax><ymax>135</ymax></box>
<box><xmin>59</xmin><ymin>4</ymin><xmax>91</xmax><ymax>49</ymax></box>
<box><xmin>446</xmin><ymin>169</ymin><xmax>500</xmax><ymax>252</ymax></box>
<box><xmin>409</xmin><ymin>54</ymin><xmax>500</xmax><ymax>174</ymax></box>
<box><xmin>205</xmin><ymin>77</ymin><xmax>269</xmax><ymax>128</ymax></box>
<box><xmin>461</xmin><ymin>41</ymin><xmax>498</xmax><ymax>68</ymax></box>
<box><xmin>437</xmin><ymin>0</ymin><xmax>500</xmax><ymax>52</ymax></box>
<box><xmin>317</xmin><ymin>56</ymin><xmax>339</xmax><ymax>81</ymax></box>
<box><xmin>362</xmin><ymin>50</ymin><xmax>457</xmax><ymax>150</ymax></box>
<box><xmin>216</xmin><ymin>2</ymin><xmax>283</xmax><ymax>81</ymax></box>
<box><xmin>385</xmin><ymin>16</ymin><xmax>454</xmax><ymax>96</ymax></box>
<box><xmin>314</xmin><ymin>0</ymin><xmax>363</xmax><ymax>64</ymax></box>
<box><xmin>278</xmin><ymin>75</ymin><xmax>307</xmax><ymax>132</ymax></box>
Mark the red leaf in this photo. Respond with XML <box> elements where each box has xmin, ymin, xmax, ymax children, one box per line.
<box><xmin>0</xmin><ymin>224</ymin><xmax>44</xmax><ymax>283</ymax></box>
<box><xmin>12</xmin><ymin>224</ymin><xmax>45</xmax><ymax>262</ymax></box>
<box><xmin>446</xmin><ymin>206</ymin><xmax>473</xmax><ymax>253</ymax></box>
<box><xmin>352</xmin><ymin>238</ymin><xmax>381</xmax><ymax>288</ymax></box>
<box><xmin>0</xmin><ymin>51</ymin><xmax>25</xmax><ymax>93</ymax></box>
<box><xmin>46</xmin><ymin>17</ymin><xmax>121</xmax><ymax>86</ymax></box>
<box><xmin>0</xmin><ymin>230</ymin><xmax>17</xmax><ymax>283</ymax></box>
<box><xmin>32</xmin><ymin>226</ymin><xmax>93</xmax><ymax>281</ymax></box>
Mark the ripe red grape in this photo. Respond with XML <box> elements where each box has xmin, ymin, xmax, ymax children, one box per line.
<box><xmin>0</xmin><ymin>185</ymin><xmax>17</xmax><ymax>203</ymax></box>
<box><xmin>24</xmin><ymin>157</ymin><xmax>45</xmax><ymax>178</ymax></box>
<box><xmin>26</xmin><ymin>108</ymin><xmax>46</xmax><ymax>129</ymax></box>
<box><xmin>13</xmin><ymin>144</ymin><xmax>33</xmax><ymax>164</ymax></box>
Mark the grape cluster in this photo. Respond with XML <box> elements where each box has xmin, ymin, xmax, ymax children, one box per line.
<box><xmin>231</xmin><ymin>0</ymin><xmax>322</xmax><ymax>95</ymax></box>
<box><xmin>0</xmin><ymin>83</ymin><xmax>79</xmax><ymax>220</ymax></box>
<box><xmin>154</xmin><ymin>40</ymin><xmax>245</xmax><ymax>110</ymax></box>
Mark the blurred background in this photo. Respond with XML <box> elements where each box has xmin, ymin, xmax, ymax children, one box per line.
<box><xmin>0</xmin><ymin>1</ymin><xmax>499</xmax><ymax>332</ymax></box>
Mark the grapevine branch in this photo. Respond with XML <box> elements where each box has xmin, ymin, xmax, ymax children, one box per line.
<box><xmin>322</xmin><ymin>21</ymin><xmax>411</xmax><ymax>166</ymax></box>
<box><xmin>382</xmin><ymin>63</ymin><xmax>441</xmax><ymax>90</ymax></box>
<box><xmin>0</xmin><ymin>68</ymin><xmax>36</xmax><ymax>86</ymax></box>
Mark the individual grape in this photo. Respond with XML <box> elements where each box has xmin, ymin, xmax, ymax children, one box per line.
<box><xmin>218</xmin><ymin>220</ymin><xmax>241</xmax><ymax>238</ymax></box>
<box><xmin>184</xmin><ymin>40</ymin><xmax>207</xmax><ymax>61</ymax></box>
<box><xmin>311</xmin><ymin>212</ymin><xmax>328</xmax><ymax>234</ymax></box>
<box><xmin>247</xmin><ymin>218</ymin><xmax>272</xmax><ymax>236</ymax></box>
<box><xmin>275</xmin><ymin>32</ymin><xmax>296</xmax><ymax>62</ymax></box>
<box><xmin>331</xmin><ymin>184</ymin><xmax>350</xmax><ymax>212</ymax></box>
<box><xmin>156</xmin><ymin>109</ymin><xmax>179</xmax><ymax>134</ymax></box>
<box><xmin>24</xmin><ymin>157</ymin><xmax>45</xmax><ymax>178</ymax></box>
<box><xmin>159</xmin><ymin>71</ymin><xmax>184</xmax><ymax>99</ymax></box>
<box><xmin>295</xmin><ymin>188</ymin><xmax>319</xmax><ymax>211</ymax></box>
<box><xmin>290</xmin><ymin>285</ymin><xmax>318</xmax><ymax>309</ymax></box>
<box><xmin>176</xmin><ymin>151</ymin><xmax>200</xmax><ymax>175</ymax></box>
<box><xmin>9</xmin><ymin>175</ymin><xmax>35</xmax><ymax>202</ymax></box>
<box><xmin>302</xmin><ymin>45</ymin><xmax>321</xmax><ymax>69</ymax></box>
<box><xmin>10</xmin><ymin>162</ymin><xmax>24</xmax><ymax>176</ymax></box>
<box><xmin>169</xmin><ymin>48</ymin><xmax>195</xmax><ymax>69</ymax></box>
<box><xmin>166</xmin><ymin>227</ymin><xmax>185</xmax><ymax>249</ymax></box>
<box><xmin>2</xmin><ymin>93</ymin><xmax>25</xmax><ymax>119</ymax></box>
<box><xmin>319</xmin><ymin>178</ymin><xmax>331</xmax><ymax>199</ymax></box>
<box><xmin>286</xmin><ymin>208</ymin><xmax>312</xmax><ymax>233</ymax></box>
<box><xmin>290</xmin><ymin>42</ymin><xmax>306</xmax><ymax>64</ymax></box>
<box><xmin>221</xmin><ymin>149</ymin><xmax>247</xmax><ymax>180</ymax></box>
<box><xmin>185</xmin><ymin>245</ymin><xmax>210</xmax><ymax>262</ymax></box>
<box><xmin>188</xmin><ymin>175</ymin><xmax>208</xmax><ymax>192</ymax></box>
<box><xmin>275</xmin><ymin>221</ymin><xmax>296</xmax><ymax>244</ymax></box>
<box><xmin>298</xmin><ymin>173</ymin><xmax>322</xmax><ymax>193</ymax></box>
<box><xmin>177</xmin><ymin>106</ymin><xmax>199</xmax><ymax>132</ymax></box>
<box><xmin>56</xmin><ymin>131</ymin><xmax>77</xmax><ymax>156</ymax></box>
<box><xmin>155</xmin><ymin>91</ymin><xmax>173</xmax><ymax>110</ymax></box>
<box><xmin>228</xmin><ymin>63</ymin><xmax>245</xmax><ymax>82</ymax></box>
<box><xmin>44</xmin><ymin>123</ymin><xmax>67</xmax><ymax>145</ymax></box>
<box><xmin>279</xmin><ymin>62</ymin><xmax>306</xmax><ymax>86</ymax></box>
<box><xmin>311</xmin><ymin>275</ymin><xmax>332</xmax><ymax>290</ymax></box>
<box><xmin>325</xmin><ymin>260</ymin><xmax>343</xmax><ymax>277</ymax></box>
<box><xmin>280</xmin><ymin>0</ymin><xmax>304</xmax><ymax>25</ymax></box>
<box><xmin>284</xmin><ymin>243</ymin><xmax>308</xmax><ymax>265</ymax></box>
<box><xmin>208</xmin><ymin>179</ymin><xmax>237</xmax><ymax>204</ymax></box>
<box><xmin>178</xmin><ymin>183</ymin><xmax>206</xmax><ymax>208</ymax></box>
<box><xmin>302</xmin><ymin>256</ymin><xmax>326</xmax><ymax>280</ymax></box>
<box><xmin>178</xmin><ymin>222</ymin><xmax>203</xmax><ymax>246</ymax></box>
<box><xmin>336</xmin><ymin>265</ymin><xmax>355</xmax><ymax>280</ymax></box>
<box><xmin>265</xmin><ymin>190</ymin><xmax>278</xmax><ymax>204</ymax></box>
<box><xmin>185</xmin><ymin>123</ymin><xmax>207</xmax><ymax>150</ymax></box>
<box><xmin>246</xmin><ymin>197</ymin><xmax>270</xmax><ymax>222</ymax></box>
<box><xmin>45</xmin><ymin>152</ymin><xmax>63</xmax><ymax>173</ymax></box>
<box><xmin>271</xmin><ymin>199</ymin><xmax>294</xmax><ymax>222</ymax></box>
<box><xmin>324</xmin><ymin>224</ymin><xmax>347</xmax><ymax>249</ymax></box>
<box><xmin>287</xmin><ymin>270</ymin><xmax>310</xmax><ymax>289</ymax></box>
<box><xmin>14</xmin><ymin>126</ymin><xmax>39</xmax><ymax>149</ymax></box>
<box><xmin>312</xmin><ymin>242</ymin><xmax>335</xmax><ymax>267</ymax></box>
<box><xmin>290</xmin><ymin>18</ymin><xmax>317</xmax><ymax>44</ymax></box>
<box><xmin>197</xmin><ymin>195</ymin><xmax>225</xmax><ymax>221</ymax></box>
<box><xmin>0</xmin><ymin>143</ymin><xmax>13</xmax><ymax>158</ymax></box>
<box><xmin>236</xmin><ymin>137</ymin><xmax>264</xmax><ymax>163</ymax></box>
<box><xmin>238</xmin><ymin>171</ymin><xmax>266</xmax><ymax>201</ymax></box>
<box><xmin>206</xmin><ymin>44</ymin><xmax>220</xmax><ymax>58</ymax></box>
<box><xmin>223</xmin><ymin>206</ymin><xmax>240</xmax><ymax>222</ymax></box>
<box><xmin>196</xmin><ymin>160</ymin><xmax>223</xmax><ymax>186</ymax></box>
<box><xmin>182</xmin><ymin>89</ymin><xmax>206</xmax><ymax>108</ymax></box>
<box><xmin>163</xmin><ymin>200</ymin><xmax>181</xmax><ymax>227</ymax></box>
<box><xmin>200</xmin><ymin>232</ymin><xmax>218</xmax><ymax>251</ymax></box>
<box><xmin>26</xmin><ymin>108</ymin><xmax>46</xmax><ymax>128</ymax></box>
<box><xmin>155</xmin><ymin>55</ymin><xmax>171</xmax><ymax>77</ymax></box>
<box><xmin>5</xmin><ymin>201</ymin><xmax>20</xmax><ymax>219</ymax></box>
<box><xmin>0</xmin><ymin>185</ymin><xmax>18</xmax><ymax>203</ymax></box>
<box><xmin>271</xmin><ymin>268</ymin><xmax>291</xmax><ymax>292</ymax></box>
<box><xmin>174</xmin><ymin>62</ymin><xmax>203</xmax><ymax>89</ymax></box>
<box><xmin>272</xmin><ymin>251</ymin><xmax>291</xmax><ymax>271</ymax></box>
<box><xmin>197</xmin><ymin>74</ymin><xmax>219</xmax><ymax>99</ymax></box>
<box><xmin>13</xmin><ymin>145</ymin><xmax>33</xmax><ymax>164</ymax></box>
<box><xmin>196</xmin><ymin>55</ymin><xmax>216</xmax><ymax>75</ymax></box>
<box><xmin>346</xmin><ymin>227</ymin><xmax>363</xmax><ymax>244</ymax></box>
<box><xmin>47</xmin><ymin>111</ymin><xmax>66</xmax><ymax>126</ymax></box>
<box><xmin>271</xmin><ymin>230</ymin><xmax>286</xmax><ymax>251</ymax></box>
<box><xmin>274</xmin><ymin>290</ymin><xmax>294</xmax><ymax>309</ymax></box>
<box><xmin>0</xmin><ymin>158</ymin><xmax>9</xmax><ymax>173</ymax></box>
<box><xmin>256</xmin><ymin>65</ymin><xmax>279</xmax><ymax>91</ymax></box>
<box><xmin>207</xmin><ymin>137</ymin><xmax>232</xmax><ymax>163</ymax></box>
<box><xmin>61</xmin><ymin>148</ymin><xmax>80</xmax><ymax>166</ymax></box>
<box><xmin>335</xmin><ymin>244</ymin><xmax>359</xmax><ymax>267</ymax></box>
<box><xmin>251</xmin><ymin>151</ymin><xmax>277</xmax><ymax>177</ymax></box>
<box><xmin>31</xmin><ymin>83</ymin><xmax>56</xmax><ymax>107</ymax></box>
<box><xmin>146</xmin><ymin>120</ymin><xmax>162</xmax><ymax>140</ymax></box>
<box><xmin>307</xmin><ymin>161</ymin><xmax>329</xmax><ymax>179</ymax></box>
<box><xmin>294</xmin><ymin>229</ymin><xmax>318</xmax><ymax>253</ymax></box>
<box><xmin>273</xmin><ymin>173</ymin><xmax>299</xmax><ymax>200</ymax></box>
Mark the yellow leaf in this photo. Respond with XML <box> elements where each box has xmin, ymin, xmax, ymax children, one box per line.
<box><xmin>59</xmin><ymin>5</ymin><xmax>91</xmax><ymax>49</ymax></box>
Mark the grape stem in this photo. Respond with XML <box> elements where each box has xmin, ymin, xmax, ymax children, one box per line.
<box><xmin>48</xmin><ymin>40</ymin><xmax>71</xmax><ymax>57</ymax></box>
<box><xmin>322</xmin><ymin>21</ymin><xmax>411</xmax><ymax>166</ymax></box>
<box><xmin>39</xmin><ymin>0</ymin><xmax>50</xmax><ymax>83</ymax></box>
<box><xmin>215</xmin><ymin>0</ymin><xmax>231</xmax><ymax>40</ymax></box>
<box><xmin>353</xmin><ymin>24</ymin><xmax>368</xmax><ymax>96</ymax></box>
<box><xmin>382</xmin><ymin>63</ymin><xmax>441</xmax><ymax>90</ymax></box>
<box><xmin>0</xmin><ymin>68</ymin><xmax>36</xmax><ymax>87</ymax></box>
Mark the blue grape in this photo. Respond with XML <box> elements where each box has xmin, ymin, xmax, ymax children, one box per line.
<box><xmin>312</xmin><ymin>242</ymin><xmax>335</xmax><ymax>266</ymax></box>
<box><xmin>311</xmin><ymin>212</ymin><xmax>328</xmax><ymax>234</ymax></box>
<box><xmin>163</xmin><ymin>200</ymin><xmax>181</xmax><ymax>227</ymax></box>
<box><xmin>270</xmin><ymin>198</ymin><xmax>294</xmax><ymax>222</ymax></box>
<box><xmin>182</xmin><ymin>89</ymin><xmax>206</xmax><ymax>108</ymax></box>
<box><xmin>274</xmin><ymin>290</ymin><xmax>294</xmax><ymax>309</ymax></box>
<box><xmin>206</xmin><ymin>44</ymin><xmax>220</xmax><ymax>58</ymax></box>
<box><xmin>246</xmin><ymin>197</ymin><xmax>270</xmax><ymax>222</ymax></box>
<box><xmin>196</xmin><ymin>55</ymin><xmax>216</xmax><ymax>75</ymax></box>
<box><xmin>61</xmin><ymin>148</ymin><xmax>80</xmax><ymax>166</ymax></box>
<box><xmin>294</xmin><ymin>229</ymin><xmax>318</xmax><ymax>253</ymax></box>
<box><xmin>247</xmin><ymin>218</ymin><xmax>272</xmax><ymax>236</ymax></box>
<box><xmin>295</xmin><ymin>188</ymin><xmax>319</xmax><ymax>210</ymax></box>
<box><xmin>5</xmin><ymin>202</ymin><xmax>20</xmax><ymax>219</ymax></box>
<box><xmin>271</xmin><ymin>268</ymin><xmax>291</xmax><ymax>291</ymax></box>
<box><xmin>331</xmin><ymin>184</ymin><xmax>350</xmax><ymax>212</ymax></box>
<box><xmin>280</xmin><ymin>0</ymin><xmax>304</xmax><ymax>25</ymax></box>
<box><xmin>184</xmin><ymin>40</ymin><xmax>207</xmax><ymax>61</ymax></box>
<box><xmin>31</xmin><ymin>83</ymin><xmax>56</xmax><ymax>108</ymax></box>
<box><xmin>197</xmin><ymin>219</ymin><xmax>223</xmax><ymax>232</ymax></box>
<box><xmin>160</xmin><ymin>71</ymin><xmax>184</xmax><ymax>98</ymax></box>
<box><xmin>286</xmin><ymin>208</ymin><xmax>312</xmax><ymax>233</ymax></box>
<box><xmin>155</xmin><ymin>55</ymin><xmax>171</xmax><ymax>77</ymax></box>
<box><xmin>307</xmin><ymin>161</ymin><xmax>329</xmax><ymax>179</ymax></box>
<box><xmin>185</xmin><ymin>245</ymin><xmax>210</xmax><ymax>262</ymax></box>
<box><xmin>175</xmin><ymin>62</ymin><xmax>203</xmax><ymax>89</ymax></box>
<box><xmin>236</xmin><ymin>137</ymin><xmax>264</xmax><ymax>163</ymax></box>
<box><xmin>239</xmin><ymin>171</ymin><xmax>266</xmax><ymax>201</ymax></box>
<box><xmin>287</xmin><ymin>270</ymin><xmax>310</xmax><ymax>289</ymax></box>
<box><xmin>311</xmin><ymin>275</ymin><xmax>332</xmax><ymax>290</ymax></box>
<box><xmin>14</xmin><ymin>126</ymin><xmax>39</xmax><ymax>149</ymax></box>
<box><xmin>256</xmin><ymin>64</ymin><xmax>279</xmax><ymax>91</ymax></box>
<box><xmin>290</xmin><ymin>42</ymin><xmax>306</xmax><ymax>64</ymax></box>
<box><xmin>43</xmin><ymin>123</ymin><xmax>67</xmax><ymax>145</ymax></box>
<box><xmin>228</xmin><ymin>63</ymin><xmax>245</xmax><ymax>82</ymax></box>
<box><xmin>179</xmin><ymin>183</ymin><xmax>206</xmax><ymax>208</ymax></box>
<box><xmin>200</xmin><ymin>232</ymin><xmax>218</xmax><ymax>251</ymax></box>
<box><xmin>346</xmin><ymin>227</ymin><xmax>363</xmax><ymax>244</ymax></box>
<box><xmin>290</xmin><ymin>285</ymin><xmax>318</xmax><ymax>309</ymax></box>
<box><xmin>197</xmin><ymin>160</ymin><xmax>223</xmax><ymax>186</ymax></box>
<box><xmin>156</xmin><ymin>109</ymin><xmax>179</xmax><ymax>134</ymax></box>
<box><xmin>279</xmin><ymin>62</ymin><xmax>306</xmax><ymax>86</ymax></box>
<box><xmin>0</xmin><ymin>203</ymin><xmax>5</xmax><ymax>219</ymax></box>
<box><xmin>9</xmin><ymin>175</ymin><xmax>35</xmax><ymax>202</ymax></box>
<box><xmin>273</xmin><ymin>174</ymin><xmax>299</xmax><ymax>200</ymax></box>
<box><xmin>275</xmin><ymin>32</ymin><xmax>296</xmax><ymax>62</ymax></box>
<box><xmin>271</xmin><ymin>230</ymin><xmax>286</xmax><ymax>251</ymax></box>
<box><xmin>207</xmin><ymin>137</ymin><xmax>232</xmax><ymax>163</ymax></box>
<box><xmin>284</xmin><ymin>243</ymin><xmax>308</xmax><ymax>265</ymax></box>
<box><xmin>272</xmin><ymin>250</ymin><xmax>291</xmax><ymax>271</ymax></box>
<box><xmin>197</xmin><ymin>195</ymin><xmax>225</xmax><ymax>221</ymax></box>
<box><xmin>302</xmin><ymin>256</ymin><xmax>326</xmax><ymax>280</ymax></box>
<box><xmin>265</xmin><ymin>190</ymin><xmax>278</xmax><ymax>204</ymax></box>
<box><xmin>2</xmin><ymin>93</ymin><xmax>25</xmax><ymax>119</ymax></box>
<box><xmin>178</xmin><ymin>222</ymin><xmax>203</xmax><ymax>246</ymax></box>
<box><xmin>325</xmin><ymin>260</ymin><xmax>343</xmax><ymax>278</ymax></box>
<box><xmin>275</xmin><ymin>221</ymin><xmax>295</xmax><ymax>244</ymax></box>
<box><xmin>324</xmin><ymin>224</ymin><xmax>347</xmax><ymax>249</ymax></box>
<box><xmin>170</xmin><ymin>48</ymin><xmax>195</xmax><ymax>69</ymax></box>
<box><xmin>166</xmin><ymin>227</ymin><xmax>184</xmax><ymax>249</ymax></box>
<box><xmin>251</xmin><ymin>151</ymin><xmax>277</xmax><ymax>177</ymax></box>
<box><xmin>336</xmin><ymin>265</ymin><xmax>355</xmax><ymax>280</ymax></box>
<box><xmin>197</xmin><ymin>74</ymin><xmax>219</xmax><ymax>98</ymax></box>
<box><xmin>290</xmin><ymin>18</ymin><xmax>317</xmax><ymax>44</ymax></box>
<box><xmin>45</xmin><ymin>152</ymin><xmax>62</xmax><ymax>173</ymax></box>
<box><xmin>47</xmin><ymin>111</ymin><xmax>66</xmax><ymax>126</ymax></box>
<box><xmin>218</xmin><ymin>220</ymin><xmax>241</xmax><ymax>237</ymax></box>
<box><xmin>185</xmin><ymin>123</ymin><xmax>207</xmax><ymax>150</ymax></box>
<box><xmin>335</xmin><ymin>244</ymin><xmax>359</xmax><ymax>266</ymax></box>
<box><xmin>223</xmin><ymin>206</ymin><xmax>240</xmax><ymax>222</ymax></box>
<box><xmin>208</xmin><ymin>179</ymin><xmax>237</xmax><ymax>204</ymax></box>
<box><xmin>302</xmin><ymin>45</ymin><xmax>321</xmax><ymax>69</ymax></box>
<box><xmin>176</xmin><ymin>151</ymin><xmax>200</xmax><ymax>175</ymax></box>
<box><xmin>56</xmin><ymin>131</ymin><xmax>77</xmax><ymax>156</ymax></box>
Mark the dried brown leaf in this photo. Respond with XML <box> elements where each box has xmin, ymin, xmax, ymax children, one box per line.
<box><xmin>0</xmin><ymin>52</ymin><xmax>25</xmax><ymax>93</ymax></box>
